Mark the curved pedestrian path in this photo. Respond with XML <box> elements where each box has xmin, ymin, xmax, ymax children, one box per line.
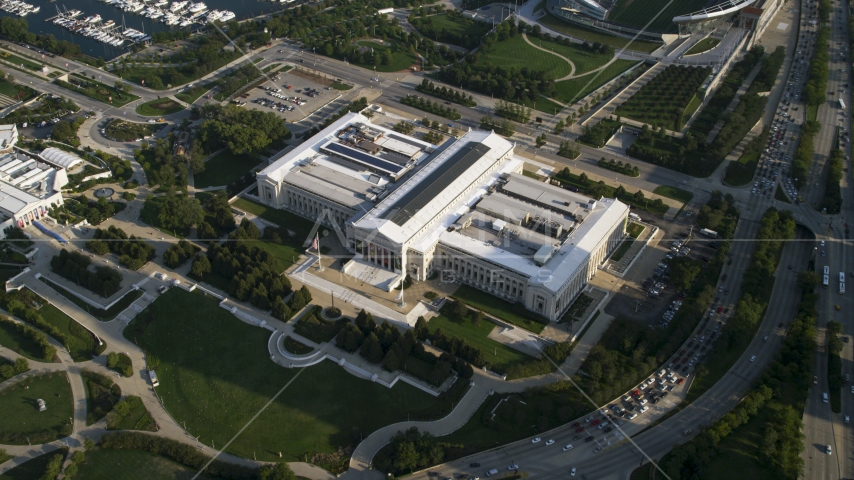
<box><xmin>522</xmin><ymin>33</ymin><xmax>576</xmax><ymax>78</ymax></box>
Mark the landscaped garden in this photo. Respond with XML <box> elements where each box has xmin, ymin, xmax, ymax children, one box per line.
<box><xmin>0</xmin><ymin>451</ymin><xmax>64</xmax><ymax>480</ymax></box>
<box><xmin>452</xmin><ymin>285</ymin><xmax>546</xmax><ymax>333</ymax></box>
<box><xmin>104</xmin><ymin>119</ymin><xmax>163</xmax><ymax>142</ymax></box>
<box><xmin>124</xmin><ymin>288</ymin><xmax>456</xmax><ymax>463</ymax></box>
<box><xmin>174</xmin><ymin>84</ymin><xmax>211</xmax><ymax>104</ymax></box>
<box><xmin>353</xmin><ymin>39</ymin><xmax>418</xmax><ymax>72</ymax></box>
<box><xmin>54</xmin><ymin>74</ymin><xmax>139</xmax><ymax>107</ymax></box>
<box><xmin>476</xmin><ymin>35</ymin><xmax>574</xmax><ymax>80</ymax></box>
<box><xmin>0</xmin><ymin>372</ymin><xmax>73</xmax><ymax>444</ymax></box>
<box><xmin>551</xmin><ymin>59</ymin><xmax>640</xmax><ymax>105</ymax></box>
<box><xmin>539</xmin><ymin>15</ymin><xmax>662</xmax><ymax>53</ymax></box>
<box><xmin>193</xmin><ymin>150</ymin><xmax>264</xmax><ymax>189</ymax></box>
<box><xmin>615</xmin><ymin>65</ymin><xmax>711</xmax><ymax>130</ymax></box>
<box><xmin>0</xmin><ymin>76</ymin><xmax>37</xmax><ymax>102</ymax></box>
<box><xmin>608</xmin><ymin>0</ymin><xmax>708</xmax><ymax>32</ymax></box>
<box><xmin>106</xmin><ymin>395</ymin><xmax>157</xmax><ymax>431</ymax></box>
<box><xmin>425</xmin><ymin>312</ymin><xmax>534</xmax><ymax>373</ymax></box>
<box><xmin>134</xmin><ymin>98</ymin><xmax>185</xmax><ymax>116</ymax></box>
<box><xmin>68</xmin><ymin>447</ymin><xmax>230</xmax><ymax>480</ymax></box>
<box><xmin>685</xmin><ymin>37</ymin><xmax>720</xmax><ymax>55</ymax></box>
<box><xmin>409</xmin><ymin>11</ymin><xmax>492</xmax><ymax>49</ymax></box>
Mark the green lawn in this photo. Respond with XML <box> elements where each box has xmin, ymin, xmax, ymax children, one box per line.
<box><xmin>0</xmin><ymin>320</ymin><xmax>55</xmax><ymax>362</ymax></box>
<box><xmin>552</xmin><ymin>60</ymin><xmax>639</xmax><ymax>105</ymax></box>
<box><xmin>0</xmin><ymin>373</ymin><xmax>73</xmax><ymax>445</ymax></box>
<box><xmin>353</xmin><ymin>39</ymin><xmax>418</xmax><ymax>73</ymax></box>
<box><xmin>653</xmin><ymin>185</ymin><xmax>694</xmax><ymax>204</ymax></box>
<box><xmin>54</xmin><ymin>75</ymin><xmax>139</xmax><ymax>107</ymax></box>
<box><xmin>425</xmin><ymin>14</ymin><xmax>492</xmax><ymax>48</ymax></box>
<box><xmin>33</xmin><ymin>296</ymin><xmax>101</xmax><ymax>362</ymax></box>
<box><xmin>452</xmin><ymin>285</ymin><xmax>546</xmax><ymax>333</ymax></box>
<box><xmin>775</xmin><ymin>184</ymin><xmax>791</xmax><ymax>203</ymax></box>
<box><xmin>426</xmin><ymin>313</ymin><xmax>533</xmax><ymax>372</ymax></box>
<box><xmin>513</xmin><ymin>95</ymin><xmax>566</xmax><ymax>115</ymax></box>
<box><xmin>527</xmin><ymin>36</ymin><xmax>613</xmax><ymax>75</ymax></box>
<box><xmin>174</xmin><ymin>85</ymin><xmax>211</xmax><ymax>104</ymax></box>
<box><xmin>478</xmin><ymin>36</ymin><xmax>573</xmax><ymax>80</ymax></box>
<box><xmin>0</xmin><ymin>78</ymin><xmax>36</xmax><ymax>102</ymax></box>
<box><xmin>608</xmin><ymin>0</ymin><xmax>709</xmax><ymax>33</ymax></box>
<box><xmin>538</xmin><ymin>15</ymin><xmax>663</xmax><ymax>53</ymax></box>
<box><xmin>124</xmin><ymin>288</ymin><xmax>449</xmax><ymax>462</ymax></box>
<box><xmin>0</xmin><ymin>51</ymin><xmax>43</xmax><ymax>71</ymax></box>
<box><xmin>193</xmin><ymin>150</ymin><xmax>264</xmax><ymax>189</ymax></box>
<box><xmin>107</xmin><ymin>395</ymin><xmax>157</xmax><ymax>431</ymax></box>
<box><xmin>70</xmin><ymin>447</ymin><xmax>228</xmax><ymax>480</ymax></box>
<box><xmin>135</xmin><ymin>98</ymin><xmax>185</xmax><ymax>116</ymax></box>
<box><xmin>330</xmin><ymin>82</ymin><xmax>353</xmax><ymax>90</ymax></box>
<box><xmin>231</xmin><ymin>197</ymin><xmax>316</xmax><ymax>239</ymax></box>
<box><xmin>40</xmin><ymin>278</ymin><xmax>142</xmax><ymax>322</ymax></box>
<box><xmin>0</xmin><ymin>452</ymin><xmax>63</xmax><ymax>480</ymax></box>
<box><xmin>610</xmin><ymin>238</ymin><xmax>635</xmax><ymax>262</ymax></box>
<box><xmin>685</xmin><ymin>37</ymin><xmax>720</xmax><ymax>55</ymax></box>
<box><xmin>627</xmin><ymin>222</ymin><xmax>646</xmax><ymax>238</ymax></box>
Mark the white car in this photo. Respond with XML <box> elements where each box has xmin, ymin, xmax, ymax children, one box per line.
<box><xmin>639</xmin><ymin>406</ymin><xmax>649</xmax><ymax>414</ymax></box>
<box><xmin>545</xmin><ymin>439</ymin><xmax>554</xmax><ymax>445</ymax></box>
<box><xmin>563</xmin><ymin>444</ymin><xmax>573</xmax><ymax>451</ymax></box>
<box><xmin>750</xmin><ymin>356</ymin><xmax>756</xmax><ymax>362</ymax></box>
<box><xmin>508</xmin><ymin>464</ymin><xmax>518</xmax><ymax>470</ymax></box>
<box><xmin>570</xmin><ymin>468</ymin><xmax>577</xmax><ymax>476</ymax></box>
<box><xmin>531</xmin><ymin>437</ymin><xmax>541</xmax><ymax>443</ymax></box>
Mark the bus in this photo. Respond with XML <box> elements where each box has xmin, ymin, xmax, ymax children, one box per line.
<box><xmin>823</xmin><ymin>275</ymin><xmax>830</xmax><ymax>287</ymax></box>
<box><xmin>700</xmin><ymin>228</ymin><xmax>718</xmax><ymax>238</ymax></box>
<box><xmin>841</xmin><ymin>272</ymin><xmax>846</xmax><ymax>283</ymax></box>
<box><xmin>841</xmin><ymin>282</ymin><xmax>847</xmax><ymax>295</ymax></box>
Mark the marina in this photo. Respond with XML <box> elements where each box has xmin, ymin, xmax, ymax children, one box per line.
<box><xmin>0</xmin><ymin>0</ymin><xmax>293</xmax><ymax>60</ymax></box>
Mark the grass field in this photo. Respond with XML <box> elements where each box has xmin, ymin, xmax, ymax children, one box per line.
<box><xmin>479</xmin><ymin>36</ymin><xmax>574</xmax><ymax>80</ymax></box>
<box><xmin>526</xmin><ymin>36</ymin><xmax>613</xmax><ymax>75</ymax></box>
<box><xmin>608</xmin><ymin>0</ymin><xmax>709</xmax><ymax>33</ymax></box>
<box><xmin>34</xmin><ymin>296</ymin><xmax>101</xmax><ymax>362</ymax></box>
<box><xmin>427</xmin><ymin>14</ymin><xmax>492</xmax><ymax>47</ymax></box>
<box><xmin>193</xmin><ymin>150</ymin><xmax>263</xmax><ymax>189</ymax></box>
<box><xmin>426</xmin><ymin>313</ymin><xmax>534</xmax><ymax>372</ymax></box>
<box><xmin>538</xmin><ymin>15</ymin><xmax>663</xmax><ymax>53</ymax></box>
<box><xmin>0</xmin><ymin>452</ymin><xmax>61</xmax><ymax>480</ymax></box>
<box><xmin>354</xmin><ymin>39</ymin><xmax>418</xmax><ymax>73</ymax></box>
<box><xmin>685</xmin><ymin>37</ymin><xmax>720</xmax><ymax>55</ymax></box>
<box><xmin>610</xmin><ymin>238</ymin><xmax>634</xmax><ymax>262</ymax></box>
<box><xmin>0</xmin><ymin>320</ymin><xmax>54</xmax><ymax>362</ymax></box>
<box><xmin>0</xmin><ymin>373</ymin><xmax>73</xmax><ymax>445</ymax></box>
<box><xmin>107</xmin><ymin>395</ymin><xmax>156</xmax><ymax>431</ymax></box>
<box><xmin>135</xmin><ymin>98</ymin><xmax>185</xmax><ymax>116</ymax></box>
<box><xmin>552</xmin><ymin>60</ymin><xmax>639</xmax><ymax>105</ymax></box>
<box><xmin>124</xmin><ymin>288</ymin><xmax>447</xmax><ymax>462</ymax></box>
<box><xmin>330</xmin><ymin>82</ymin><xmax>352</xmax><ymax>90</ymax></box>
<box><xmin>653</xmin><ymin>185</ymin><xmax>694</xmax><ymax>204</ymax></box>
<box><xmin>71</xmin><ymin>448</ymin><xmax>228</xmax><ymax>480</ymax></box>
<box><xmin>231</xmin><ymin>197</ymin><xmax>316</xmax><ymax>240</ymax></box>
<box><xmin>452</xmin><ymin>285</ymin><xmax>546</xmax><ymax>333</ymax></box>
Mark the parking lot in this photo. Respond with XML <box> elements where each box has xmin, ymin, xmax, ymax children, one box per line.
<box><xmin>233</xmin><ymin>67</ymin><xmax>347</xmax><ymax>123</ymax></box>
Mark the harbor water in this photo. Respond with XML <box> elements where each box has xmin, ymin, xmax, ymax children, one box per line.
<box><xmin>0</xmin><ymin>0</ymin><xmax>293</xmax><ymax>60</ymax></box>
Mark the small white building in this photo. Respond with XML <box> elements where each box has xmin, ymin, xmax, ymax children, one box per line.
<box><xmin>0</xmin><ymin>125</ymin><xmax>18</xmax><ymax>153</ymax></box>
<box><xmin>37</xmin><ymin>398</ymin><xmax>46</xmax><ymax>411</ymax></box>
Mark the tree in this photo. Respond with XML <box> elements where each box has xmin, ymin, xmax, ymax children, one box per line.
<box><xmin>259</xmin><ymin>463</ymin><xmax>297</xmax><ymax>480</ymax></box>
<box><xmin>452</xmin><ymin>299</ymin><xmax>468</xmax><ymax>319</ymax></box>
<box><xmin>394</xmin><ymin>440</ymin><xmax>419</xmax><ymax>472</ymax></box>
<box><xmin>196</xmin><ymin>221</ymin><xmax>217</xmax><ymax>242</ymax></box>
<box><xmin>383</xmin><ymin>349</ymin><xmax>401</xmax><ymax>371</ymax></box>
<box><xmin>157</xmin><ymin>192</ymin><xmax>204</xmax><ymax>233</ymax></box>
<box><xmin>413</xmin><ymin>316</ymin><xmax>429</xmax><ymax>341</ymax></box>
<box><xmin>471</xmin><ymin>309</ymin><xmax>484</xmax><ymax>326</ymax></box>
<box><xmin>12</xmin><ymin>357</ymin><xmax>27</xmax><ymax>374</ymax></box>
<box><xmin>190</xmin><ymin>254</ymin><xmax>211</xmax><ymax>277</ymax></box>
<box><xmin>360</xmin><ymin>332</ymin><xmax>384</xmax><ymax>364</ymax></box>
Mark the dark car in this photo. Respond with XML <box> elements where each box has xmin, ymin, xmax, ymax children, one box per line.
<box><xmin>603</xmin><ymin>427</ymin><xmax>613</xmax><ymax>433</ymax></box>
<box><xmin>571</xmin><ymin>422</ymin><xmax>581</xmax><ymax>429</ymax></box>
<box><xmin>469</xmin><ymin>463</ymin><xmax>480</xmax><ymax>468</ymax></box>
<box><xmin>585</xmin><ymin>436</ymin><xmax>595</xmax><ymax>443</ymax></box>
<box><xmin>575</xmin><ymin>427</ymin><xmax>585</xmax><ymax>433</ymax></box>
<box><xmin>573</xmin><ymin>434</ymin><xmax>583</xmax><ymax>440</ymax></box>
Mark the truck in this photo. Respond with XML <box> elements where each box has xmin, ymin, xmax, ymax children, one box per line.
<box><xmin>840</xmin><ymin>98</ymin><xmax>846</xmax><ymax>110</ymax></box>
<box><xmin>841</xmin><ymin>272</ymin><xmax>846</xmax><ymax>283</ymax></box>
<box><xmin>699</xmin><ymin>228</ymin><xmax>718</xmax><ymax>238</ymax></box>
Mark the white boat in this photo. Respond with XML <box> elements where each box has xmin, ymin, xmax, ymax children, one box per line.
<box><xmin>150</xmin><ymin>10</ymin><xmax>163</xmax><ymax>18</ymax></box>
<box><xmin>84</xmin><ymin>14</ymin><xmax>102</xmax><ymax>23</ymax></box>
<box><xmin>155</xmin><ymin>0</ymin><xmax>168</xmax><ymax>5</ymax></box>
<box><xmin>187</xmin><ymin>2</ymin><xmax>205</xmax><ymax>12</ymax></box>
<box><xmin>205</xmin><ymin>9</ymin><xmax>221</xmax><ymax>21</ymax></box>
<box><xmin>102</xmin><ymin>19</ymin><xmax>115</xmax><ymax>28</ymax></box>
<box><xmin>218</xmin><ymin>10</ymin><xmax>234</xmax><ymax>21</ymax></box>
<box><xmin>179</xmin><ymin>18</ymin><xmax>193</xmax><ymax>26</ymax></box>
<box><xmin>170</xmin><ymin>1</ymin><xmax>187</xmax><ymax>12</ymax></box>
<box><xmin>30</xmin><ymin>5</ymin><xmax>39</xmax><ymax>13</ymax></box>
<box><xmin>166</xmin><ymin>14</ymin><xmax>180</xmax><ymax>24</ymax></box>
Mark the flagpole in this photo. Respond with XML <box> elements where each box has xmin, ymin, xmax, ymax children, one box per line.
<box><xmin>315</xmin><ymin>233</ymin><xmax>323</xmax><ymax>272</ymax></box>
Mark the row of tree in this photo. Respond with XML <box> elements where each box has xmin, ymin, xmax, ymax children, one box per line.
<box><xmin>51</xmin><ymin>249</ymin><xmax>123</xmax><ymax>298</ymax></box>
<box><xmin>0</xmin><ymin>315</ymin><xmax>55</xmax><ymax>361</ymax></box>
<box><xmin>804</xmin><ymin>27</ymin><xmax>831</xmax><ymax>108</ymax></box>
<box><xmin>749</xmin><ymin>46</ymin><xmax>786</xmax><ymax>94</ymax></box>
<box><xmin>480</xmin><ymin>115</ymin><xmax>515</xmax><ymax>137</ymax></box>
<box><xmin>87</xmin><ymin>226</ymin><xmax>156</xmax><ymax>270</ymax></box>
<box><xmin>415</xmin><ymin>79</ymin><xmax>476</xmax><ymax>107</ymax></box>
<box><xmin>0</xmin><ymin>17</ymin><xmax>81</xmax><ymax>56</ymax></box>
<box><xmin>791</xmin><ymin>119</ymin><xmax>822</xmax><ymax>188</ymax></box>
<box><xmin>494</xmin><ymin>100</ymin><xmax>532</xmax><ymax>123</ymax></box>
<box><xmin>580</xmin><ymin>118</ymin><xmax>621</xmax><ymax>148</ymax></box>
<box><xmin>820</xmin><ymin>148</ymin><xmax>844</xmax><ymax>214</ymax></box>
<box><xmin>597</xmin><ymin>157</ymin><xmax>639</xmax><ymax>177</ymax></box>
<box><xmin>163</xmin><ymin>240</ymin><xmax>200</xmax><ymax>269</ymax></box>
<box><xmin>401</xmin><ymin>95</ymin><xmax>461</xmax><ymax>120</ymax></box>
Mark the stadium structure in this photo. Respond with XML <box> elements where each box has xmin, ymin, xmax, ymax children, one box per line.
<box><xmin>255</xmin><ymin>112</ymin><xmax>630</xmax><ymax>322</ymax></box>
